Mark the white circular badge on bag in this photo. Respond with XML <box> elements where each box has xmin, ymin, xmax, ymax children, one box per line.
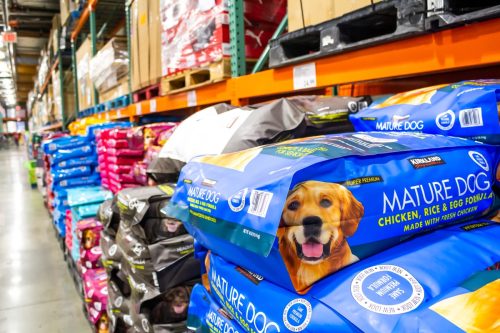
<box><xmin>351</xmin><ymin>264</ymin><xmax>424</xmax><ymax>315</ymax></box>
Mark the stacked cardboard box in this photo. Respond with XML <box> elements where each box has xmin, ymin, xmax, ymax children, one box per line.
<box><xmin>89</xmin><ymin>37</ymin><xmax>129</xmax><ymax>103</ymax></box>
<box><xmin>130</xmin><ymin>0</ymin><xmax>162</xmax><ymax>91</ymax></box>
<box><xmin>159</xmin><ymin>0</ymin><xmax>286</xmax><ymax>77</ymax></box>
<box><xmin>47</xmin><ymin>14</ymin><xmax>61</xmax><ymax>56</ymax></box>
<box><xmin>288</xmin><ymin>0</ymin><xmax>382</xmax><ymax>31</ymax></box>
<box><xmin>76</xmin><ymin>38</ymin><xmax>100</xmax><ymax>111</ymax></box>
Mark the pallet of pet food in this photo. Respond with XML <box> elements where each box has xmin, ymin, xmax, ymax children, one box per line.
<box><xmin>65</xmin><ymin>186</ymin><xmax>112</xmax><ymax>271</ymax></box>
<box><xmin>42</xmin><ymin>134</ymin><xmax>101</xmax><ymax>237</ymax></box>
<box><xmin>188</xmin><ymin>216</ymin><xmax>500</xmax><ymax>333</ymax></box>
<box><xmin>98</xmin><ymin>185</ymin><xmax>201</xmax><ymax>332</ymax></box>
<box><xmin>96</xmin><ymin>123</ymin><xmax>178</xmax><ymax>193</ymax></box>
<box><xmin>159</xmin><ymin>0</ymin><xmax>286</xmax><ymax>95</ymax></box>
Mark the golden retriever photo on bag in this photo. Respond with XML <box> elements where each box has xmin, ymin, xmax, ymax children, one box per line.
<box><xmin>278</xmin><ymin>181</ymin><xmax>364</xmax><ymax>292</ymax></box>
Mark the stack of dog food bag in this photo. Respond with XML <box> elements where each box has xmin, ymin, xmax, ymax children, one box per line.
<box><xmin>161</xmin><ymin>81</ymin><xmax>500</xmax><ymax>332</ymax></box>
<box><xmin>131</xmin><ymin>123</ymin><xmax>178</xmax><ymax>186</ymax></box>
<box><xmin>42</xmin><ymin>133</ymin><xmax>101</xmax><ymax>237</ymax></box>
<box><xmin>97</xmin><ymin>123</ymin><xmax>177</xmax><ymax>193</ymax></box>
<box><xmin>64</xmin><ymin>186</ymin><xmax>113</xmax><ymax>332</ymax></box>
<box><xmin>98</xmin><ymin>185</ymin><xmax>201</xmax><ymax>332</ymax></box>
<box><xmin>66</xmin><ymin>186</ymin><xmax>113</xmax><ymax>267</ymax></box>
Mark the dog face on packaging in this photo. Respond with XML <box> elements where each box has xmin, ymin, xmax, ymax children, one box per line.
<box><xmin>150</xmin><ymin>286</ymin><xmax>192</xmax><ymax>324</ymax></box>
<box><xmin>97</xmin><ymin>313</ymin><xmax>109</xmax><ymax>333</ymax></box>
<box><xmin>83</xmin><ymin>230</ymin><xmax>97</xmax><ymax>250</ymax></box>
<box><xmin>279</xmin><ymin>181</ymin><xmax>364</xmax><ymax>292</ymax></box>
<box><xmin>159</xmin><ymin>218</ymin><xmax>186</xmax><ymax>238</ymax></box>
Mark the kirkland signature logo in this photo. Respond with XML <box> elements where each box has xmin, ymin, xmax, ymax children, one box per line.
<box><xmin>408</xmin><ymin>155</ymin><xmax>445</xmax><ymax>169</ymax></box>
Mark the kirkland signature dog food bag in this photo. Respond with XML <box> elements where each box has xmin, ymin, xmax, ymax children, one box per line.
<box><xmin>187</xmin><ymin>284</ymin><xmax>242</xmax><ymax>333</ymax></box>
<box><xmin>350</xmin><ymin>80</ymin><xmax>500</xmax><ymax>144</ymax></box>
<box><xmin>167</xmin><ymin>132</ymin><xmax>499</xmax><ymax>292</ymax></box>
<box><xmin>200</xmin><ymin>220</ymin><xmax>499</xmax><ymax>333</ymax></box>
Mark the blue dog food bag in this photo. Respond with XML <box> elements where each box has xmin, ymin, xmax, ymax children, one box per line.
<box><xmin>52</xmin><ymin>165</ymin><xmax>92</xmax><ymax>181</ymax></box>
<box><xmin>52</xmin><ymin>173</ymin><xmax>101</xmax><ymax>191</ymax></box>
<box><xmin>203</xmin><ymin>220</ymin><xmax>499</xmax><ymax>333</ymax></box>
<box><xmin>43</xmin><ymin>135</ymin><xmax>89</xmax><ymax>154</ymax></box>
<box><xmin>349</xmin><ymin>80</ymin><xmax>500</xmax><ymax>144</ymax></box>
<box><xmin>206</xmin><ymin>253</ymin><xmax>357</xmax><ymax>333</ymax></box>
<box><xmin>167</xmin><ymin>132</ymin><xmax>499</xmax><ymax>293</ymax></box>
<box><xmin>51</xmin><ymin>145</ymin><xmax>95</xmax><ymax>165</ymax></box>
<box><xmin>56</xmin><ymin>155</ymin><xmax>97</xmax><ymax>169</ymax></box>
<box><xmin>393</xmin><ymin>262</ymin><xmax>499</xmax><ymax>333</ymax></box>
<box><xmin>187</xmin><ymin>284</ymin><xmax>246</xmax><ymax>333</ymax></box>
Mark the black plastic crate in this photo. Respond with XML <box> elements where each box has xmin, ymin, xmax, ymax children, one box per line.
<box><xmin>269</xmin><ymin>0</ymin><xmax>426</xmax><ymax>68</ymax></box>
<box><xmin>426</xmin><ymin>0</ymin><xmax>500</xmax><ymax>30</ymax></box>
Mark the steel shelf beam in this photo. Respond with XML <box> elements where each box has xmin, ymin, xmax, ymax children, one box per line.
<box><xmin>86</xmin><ymin>18</ymin><xmax>500</xmax><ymax>121</ymax></box>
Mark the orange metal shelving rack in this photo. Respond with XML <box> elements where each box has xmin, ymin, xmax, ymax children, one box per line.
<box><xmin>92</xmin><ymin>18</ymin><xmax>500</xmax><ymax>122</ymax></box>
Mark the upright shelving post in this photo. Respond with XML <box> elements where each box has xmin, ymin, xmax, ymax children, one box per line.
<box><xmin>89</xmin><ymin>8</ymin><xmax>99</xmax><ymax>106</ymax></box>
<box><xmin>71</xmin><ymin>39</ymin><xmax>80</xmax><ymax>116</ymax></box>
<box><xmin>125</xmin><ymin>1</ymin><xmax>132</xmax><ymax>101</ymax></box>
<box><xmin>228</xmin><ymin>0</ymin><xmax>246</xmax><ymax>77</ymax></box>
<box><xmin>57</xmin><ymin>27</ymin><xmax>67</xmax><ymax>129</ymax></box>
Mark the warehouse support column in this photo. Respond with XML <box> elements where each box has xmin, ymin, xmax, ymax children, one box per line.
<box><xmin>125</xmin><ymin>1</ymin><xmax>132</xmax><ymax>101</ymax></box>
<box><xmin>229</xmin><ymin>0</ymin><xmax>246</xmax><ymax>77</ymax></box>
<box><xmin>252</xmin><ymin>14</ymin><xmax>288</xmax><ymax>74</ymax></box>
<box><xmin>58</xmin><ymin>28</ymin><xmax>67</xmax><ymax>130</ymax></box>
<box><xmin>89</xmin><ymin>8</ymin><xmax>99</xmax><ymax>106</ymax></box>
<box><xmin>71</xmin><ymin>39</ymin><xmax>80</xmax><ymax>117</ymax></box>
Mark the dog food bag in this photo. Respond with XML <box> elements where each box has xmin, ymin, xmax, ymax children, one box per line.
<box><xmin>206</xmin><ymin>252</ymin><xmax>358</xmax><ymax>333</ymax></box>
<box><xmin>222</xmin><ymin>95</ymin><xmax>371</xmax><ymax>153</ymax></box>
<box><xmin>98</xmin><ymin>198</ymin><xmax>121</xmax><ymax>236</ymax></box>
<box><xmin>393</xmin><ymin>262</ymin><xmax>499</xmax><ymax>333</ymax></box>
<box><xmin>187</xmin><ymin>284</ymin><xmax>243</xmax><ymax>333</ymax></box>
<box><xmin>204</xmin><ymin>220</ymin><xmax>500</xmax><ymax>333</ymax></box>
<box><xmin>107</xmin><ymin>147</ymin><xmax>144</xmax><ymax>158</ymax></box>
<box><xmin>108</xmin><ymin>268</ymin><xmax>132</xmax><ymax>319</ymax></box>
<box><xmin>52</xmin><ymin>165</ymin><xmax>92</xmax><ymax>181</ymax></box>
<box><xmin>50</xmin><ymin>144</ymin><xmax>95</xmax><ymax>165</ymax></box>
<box><xmin>308</xmin><ymin>220</ymin><xmax>500</xmax><ymax>332</ymax></box>
<box><xmin>86</xmin><ymin>122</ymin><xmax>131</xmax><ymax>140</ymax></box>
<box><xmin>350</xmin><ymin>80</ymin><xmax>500</xmax><ymax>144</ymax></box>
<box><xmin>100</xmin><ymin>230</ymin><xmax>123</xmax><ymax>270</ymax></box>
<box><xmin>56</xmin><ymin>155</ymin><xmax>98</xmax><ymax>169</ymax></box>
<box><xmin>108</xmin><ymin>163</ymin><xmax>133</xmax><ymax>174</ymax></box>
<box><xmin>116</xmin><ymin>185</ymin><xmax>176</xmax><ymax>229</ymax></box>
<box><xmin>167</xmin><ymin>132</ymin><xmax>499</xmax><ymax>292</ymax></box>
<box><xmin>107</xmin><ymin>155</ymin><xmax>143</xmax><ymax>165</ymax></box>
<box><xmin>117</xmin><ymin>223</ymin><xmax>195</xmax><ymax>288</ymax></box>
<box><xmin>43</xmin><ymin>135</ymin><xmax>89</xmax><ymax>154</ymax></box>
<box><xmin>53</xmin><ymin>173</ymin><xmax>101</xmax><ymax>191</ymax></box>
<box><xmin>78</xmin><ymin>219</ymin><xmax>104</xmax><ymax>269</ymax></box>
<box><xmin>67</xmin><ymin>186</ymin><xmax>113</xmax><ymax>208</ymax></box>
<box><xmin>82</xmin><ymin>268</ymin><xmax>109</xmax><ymax>317</ymax></box>
<box><xmin>109</xmin><ymin>171</ymin><xmax>137</xmax><ymax>184</ymax></box>
<box><xmin>147</xmin><ymin>103</ymin><xmax>245</xmax><ymax>183</ymax></box>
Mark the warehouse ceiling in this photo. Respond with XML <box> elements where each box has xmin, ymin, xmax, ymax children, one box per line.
<box><xmin>0</xmin><ymin>0</ymin><xmax>58</xmax><ymax>107</ymax></box>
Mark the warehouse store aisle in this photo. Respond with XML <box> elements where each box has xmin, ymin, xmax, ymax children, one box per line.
<box><xmin>0</xmin><ymin>148</ymin><xmax>89</xmax><ymax>332</ymax></box>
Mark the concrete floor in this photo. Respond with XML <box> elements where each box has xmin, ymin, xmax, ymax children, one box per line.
<box><xmin>0</xmin><ymin>147</ymin><xmax>90</xmax><ymax>333</ymax></box>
